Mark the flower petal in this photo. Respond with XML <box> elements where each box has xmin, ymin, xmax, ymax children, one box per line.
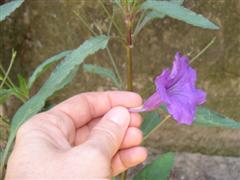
<box><xmin>143</xmin><ymin>91</ymin><xmax>163</xmax><ymax>110</ymax></box>
<box><xmin>130</xmin><ymin>52</ymin><xmax>207</xmax><ymax>125</ymax></box>
<box><xmin>167</xmin><ymin>52</ymin><xmax>189</xmax><ymax>88</ymax></box>
<box><xmin>167</xmin><ymin>98</ymin><xmax>195</xmax><ymax>125</ymax></box>
<box><xmin>154</xmin><ymin>69</ymin><xmax>171</xmax><ymax>104</ymax></box>
<box><xmin>128</xmin><ymin>92</ymin><xmax>162</xmax><ymax>113</ymax></box>
<box><xmin>156</xmin><ymin>52</ymin><xmax>206</xmax><ymax>124</ymax></box>
<box><xmin>167</xmin><ymin>77</ymin><xmax>206</xmax><ymax>124</ymax></box>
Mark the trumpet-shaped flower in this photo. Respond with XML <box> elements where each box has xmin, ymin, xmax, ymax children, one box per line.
<box><xmin>130</xmin><ymin>52</ymin><xmax>206</xmax><ymax>125</ymax></box>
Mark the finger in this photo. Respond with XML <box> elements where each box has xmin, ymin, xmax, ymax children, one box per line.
<box><xmin>85</xmin><ymin>106</ymin><xmax>130</xmax><ymax>158</ymax></box>
<box><xmin>74</xmin><ymin>113</ymin><xmax>142</xmax><ymax>146</ymax></box>
<box><xmin>111</xmin><ymin>147</ymin><xmax>147</xmax><ymax>176</ymax></box>
<box><xmin>50</xmin><ymin>91</ymin><xmax>142</xmax><ymax>128</ymax></box>
<box><xmin>74</xmin><ymin>117</ymin><xmax>105</xmax><ymax>146</ymax></box>
<box><xmin>129</xmin><ymin>113</ymin><xmax>142</xmax><ymax>128</ymax></box>
<box><xmin>120</xmin><ymin>127</ymin><xmax>143</xmax><ymax>149</ymax></box>
<box><xmin>86</xmin><ymin>113</ymin><xmax>142</xmax><ymax>130</ymax></box>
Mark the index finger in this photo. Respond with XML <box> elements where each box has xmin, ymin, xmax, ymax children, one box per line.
<box><xmin>49</xmin><ymin>91</ymin><xmax>142</xmax><ymax>128</ymax></box>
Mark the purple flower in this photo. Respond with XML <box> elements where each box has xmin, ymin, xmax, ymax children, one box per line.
<box><xmin>130</xmin><ymin>52</ymin><xmax>206</xmax><ymax>125</ymax></box>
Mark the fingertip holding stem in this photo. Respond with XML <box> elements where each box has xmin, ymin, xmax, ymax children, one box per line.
<box><xmin>128</xmin><ymin>106</ymin><xmax>145</xmax><ymax>113</ymax></box>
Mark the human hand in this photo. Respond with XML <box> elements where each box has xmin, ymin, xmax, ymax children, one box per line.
<box><xmin>6</xmin><ymin>91</ymin><xmax>147</xmax><ymax>179</ymax></box>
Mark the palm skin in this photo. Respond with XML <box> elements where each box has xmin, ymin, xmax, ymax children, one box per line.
<box><xmin>6</xmin><ymin>91</ymin><xmax>147</xmax><ymax>179</ymax></box>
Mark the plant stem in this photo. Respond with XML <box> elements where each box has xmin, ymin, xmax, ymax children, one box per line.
<box><xmin>120</xmin><ymin>171</ymin><xmax>127</xmax><ymax>180</ymax></box>
<box><xmin>190</xmin><ymin>37</ymin><xmax>216</xmax><ymax>64</ymax></box>
<box><xmin>0</xmin><ymin>115</ymin><xmax>10</xmax><ymax>127</ymax></box>
<box><xmin>0</xmin><ymin>65</ymin><xmax>17</xmax><ymax>91</ymax></box>
<box><xmin>100</xmin><ymin>0</ymin><xmax>124</xmax><ymax>38</ymax></box>
<box><xmin>120</xmin><ymin>4</ymin><xmax>134</xmax><ymax>180</ymax></box>
<box><xmin>106</xmin><ymin>8</ymin><xmax>124</xmax><ymax>89</ymax></box>
<box><xmin>73</xmin><ymin>10</ymin><xmax>97</xmax><ymax>36</ymax></box>
<box><xmin>0</xmin><ymin>51</ymin><xmax>27</xmax><ymax>103</ymax></box>
<box><xmin>106</xmin><ymin>47</ymin><xmax>123</xmax><ymax>88</ymax></box>
<box><xmin>126</xmin><ymin>15</ymin><xmax>133</xmax><ymax>91</ymax></box>
<box><xmin>0</xmin><ymin>51</ymin><xmax>16</xmax><ymax>88</ymax></box>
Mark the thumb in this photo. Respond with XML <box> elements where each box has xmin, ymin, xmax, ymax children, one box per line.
<box><xmin>86</xmin><ymin>106</ymin><xmax>130</xmax><ymax>158</ymax></box>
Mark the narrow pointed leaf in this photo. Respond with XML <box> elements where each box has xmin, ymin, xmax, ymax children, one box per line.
<box><xmin>83</xmin><ymin>64</ymin><xmax>120</xmax><ymax>88</ymax></box>
<box><xmin>11</xmin><ymin>35</ymin><xmax>109</xmax><ymax>130</ymax></box>
<box><xmin>0</xmin><ymin>0</ymin><xmax>24</xmax><ymax>22</ymax></box>
<box><xmin>141</xmin><ymin>1</ymin><xmax>219</xmax><ymax>29</ymax></box>
<box><xmin>133</xmin><ymin>152</ymin><xmax>175</xmax><ymax>180</ymax></box>
<box><xmin>17</xmin><ymin>74</ymin><xmax>29</xmax><ymax>97</ymax></box>
<box><xmin>170</xmin><ymin>0</ymin><xmax>185</xmax><ymax>4</ymax></box>
<box><xmin>28</xmin><ymin>50</ymin><xmax>72</xmax><ymax>88</ymax></box>
<box><xmin>1</xmin><ymin>35</ymin><xmax>109</xmax><ymax>174</ymax></box>
<box><xmin>134</xmin><ymin>11</ymin><xmax>164</xmax><ymax>35</ymax></box>
<box><xmin>135</xmin><ymin>0</ymin><xmax>184</xmax><ymax>35</ymax></box>
<box><xmin>194</xmin><ymin>107</ymin><xmax>240</xmax><ymax>128</ymax></box>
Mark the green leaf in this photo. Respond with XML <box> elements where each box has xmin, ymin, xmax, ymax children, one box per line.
<box><xmin>170</xmin><ymin>0</ymin><xmax>185</xmax><ymax>4</ymax></box>
<box><xmin>0</xmin><ymin>0</ymin><xmax>24</xmax><ymax>22</ymax></box>
<box><xmin>134</xmin><ymin>11</ymin><xmax>164</xmax><ymax>35</ymax></box>
<box><xmin>17</xmin><ymin>74</ymin><xmax>29</xmax><ymax>97</ymax></box>
<box><xmin>0</xmin><ymin>89</ymin><xmax>13</xmax><ymax>104</ymax></box>
<box><xmin>141</xmin><ymin>1</ymin><xmax>219</xmax><ymax>29</ymax></box>
<box><xmin>134</xmin><ymin>0</ymin><xmax>184</xmax><ymax>35</ymax></box>
<box><xmin>133</xmin><ymin>152</ymin><xmax>175</xmax><ymax>180</ymax></box>
<box><xmin>83</xmin><ymin>64</ymin><xmax>120</xmax><ymax>88</ymax></box>
<box><xmin>28</xmin><ymin>50</ymin><xmax>72</xmax><ymax>88</ymax></box>
<box><xmin>141</xmin><ymin>111</ymin><xmax>161</xmax><ymax>139</ymax></box>
<box><xmin>194</xmin><ymin>107</ymin><xmax>240</xmax><ymax>128</ymax></box>
<box><xmin>146</xmin><ymin>0</ymin><xmax>185</xmax><ymax>20</ymax></box>
<box><xmin>113</xmin><ymin>0</ymin><xmax>121</xmax><ymax>7</ymax></box>
<box><xmin>11</xmin><ymin>35</ymin><xmax>109</xmax><ymax>131</ymax></box>
<box><xmin>0</xmin><ymin>35</ymin><xmax>110</xmax><ymax>174</ymax></box>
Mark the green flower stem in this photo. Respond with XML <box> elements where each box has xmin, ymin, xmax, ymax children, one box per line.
<box><xmin>73</xmin><ymin>10</ymin><xmax>97</xmax><ymax>36</ymax></box>
<box><xmin>0</xmin><ymin>116</ymin><xmax>10</xmax><ymax>126</ymax></box>
<box><xmin>106</xmin><ymin>47</ymin><xmax>123</xmax><ymax>88</ymax></box>
<box><xmin>0</xmin><ymin>51</ymin><xmax>16</xmax><ymax>88</ymax></box>
<box><xmin>0</xmin><ymin>52</ymin><xmax>27</xmax><ymax>102</ymax></box>
<box><xmin>0</xmin><ymin>73</ymin><xmax>12</xmax><ymax>89</ymax></box>
<box><xmin>144</xmin><ymin>114</ymin><xmax>171</xmax><ymax>141</ymax></box>
<box><xmin>0</xmin><ymin>67</ymin><xmax>14</xmax><ymax>88</ymax></box>
<box><xmin>120</xmin><ymin>172</ymin><xmax>127</xmax><ymax>180</ymax></box>
<box><xmin>100</xmin><ymin>0</ymin><xmax>124</xmax><ymax>38</ymax></box>
<box><xmin>190</xmin><ymin>37</ymin><xmax>216</xmax><ymax>64</ymax></box>
<box><xmin>106</xmin><ymin>8</ymin><xmax>124</xmax><ymax>88</ymax></box>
